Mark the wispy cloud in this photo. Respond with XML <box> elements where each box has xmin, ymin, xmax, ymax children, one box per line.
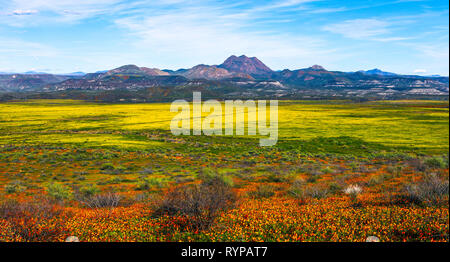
<box><xmin>0</xmin><ymin>37</ymin><xmax>61</xmax><ymax>72</ymax></box>
<box><xmin>408</xmin><ymin>42</ymin><xmax>449</xmax><ymax>60</ymax></box>
<box><xmin>372</xmin><ymin>36</ymin><xmax>413</xmax><ymax>42</ymax></box>
<box><xmin>0</xmin><ymin>0</ymin><xmax>447</xmax><ymax>75</ymax></box>
<box><xmin>0</xmin><ymin>37</ymin><xmax>59</xmax><ymax>57</ymax></box>
<box><xmin>307</xmin><ymin>7</ymin><xmax>347</xmax><ymax>14</ymax></box>
<box><xmin>114</xmin><ymin>3</ymin><xmax>336</xmax><ymax>70</ymax></box>
<box><xmin>11</xmin><ymin>9</ymin><xmax>38</xmax><ymax>16</ymax></box>
<box><xmin>258</xmin><ymin>0</ymin><xmax>318</xmax><ymax>10</ymax></box>
<box><xmin>322</xmin><ymin>19</ymin><xmax>390</xmax><ymax>39</ymax></box>
<box><xmin>321</xmin><ymin>15</ymin><xmax>425</xmax><ymax>42</ymax></box>
<box><xmin>277</xmin><ymin>0</ymin><xmax>316</xmax><ymax>7</ymax></box>
<box><xmin>0</xmin><ymin>0</ymin><xmax>126</xmax><ymax>25</ymax></box>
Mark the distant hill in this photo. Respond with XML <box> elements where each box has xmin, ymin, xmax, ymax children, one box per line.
<box><xmin>43</xmin><ymin>64</ymin><xmax>188</xmax><ymax>91</ymax></box>
<box><xmin>0</xmin><ymin>74</ymin><xmax>72</xmax><ymax>92</ymax></box>
<box><xmin>173</xmin><ymin>64</ymin><xmax>253</xmax><ymax>80</ymax></box>
<box><xmin>0</xmin><ymin>55</ymin><xmax>448</xmax><ymax>99</ymax></box>
<box><xmin>218</xmin><ymin>55</ymin><xmax>273</xmax><ymax>78</ymax></box>
<box><xmin>24</xmin><ymin>71</ymin><xmax>50</xmax><ymax>75</ymax></box>
<box><xmin>358</xmin><ymin>68</ymin><xmax>397</xmax><ymax>76</ymax></box>
<box><xmin>64</xmin><ymin>72</ymin><xmax>86</xmax><ymax>76</ymax></box>
<box><xmin>95</xmin><ymin>65</ymin><xmax>170</xmax><ymax>78</ymax></box>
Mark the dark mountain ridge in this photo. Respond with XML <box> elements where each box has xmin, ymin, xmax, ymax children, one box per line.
<box><xmin>1</xmin><ymin>56</ymin><xmax>448</xmax><ymax>99</ymax></box>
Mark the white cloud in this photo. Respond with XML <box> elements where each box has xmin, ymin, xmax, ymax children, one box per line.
<box><xmin>372</xmin><ymin>36</ymin><xmax>413</xmax><ymax>42</ymax></box>
<box><xmin>308</xmin><ymin>7</ymin><xmax>348</xmax><ymax>14</ymax></box>
<box><xmin>0</xmin><ymin>0</ymin><xmax>345</xmax><ymax>72</ymax></box>
<box><xmin>114</xmin><ymin>4</ymin><xmax>340</xmax><ymax>70</ymax></box>
<box><xmin>413</xmin><ymin>69</ymin><xmax>427</xmax><ymax>73</ymax></box>
<box><xmin>396</xmin><ymin>42</ymin><xmax>449</xmax><ymax>76</ymax></box>
<box><xmin>0</xmin><ymin>0</ymin><xmax>126</xmax><ymax>25</ymax></box>
<box><xmin>11</xmin><ymin>9</ymin><xmax>38</xmax><ymax>15</ymax></box>
<box><xmin>1</xmin><ymin>0</ymin><xmax>446</xmax><ymax>75</ymax></box>
<box><xmin>8</xmin><ymin>0</ymin><xmax>121</xmax><ymax>13</ymax></box>
<box><xmin>322</xmin><ymin>19</ymin><xmax>390</xmax><ymax>39</ymax></box>
<box><xmin>0</xmin><ymin>37</ymin><xmax>59</xmax><ymax>57</ymax></box>
<box><xmin>0</xmin><ymin>37</ymin><xmax>62</xmax><ymax>72</ymax></box>
<box><xmin>419</xmin><ymin>44</ymin><xmax>449</xmax><ymax>60</ymax></box>
<box><xmin>261</xmin><ymin>0</ymin><xmax>318</xmax><ymax>10</ymax></box>
<box><xmin>322</xmin><ymin>18</ymin><xmax>417</xmax><ymax>43</ymax></box>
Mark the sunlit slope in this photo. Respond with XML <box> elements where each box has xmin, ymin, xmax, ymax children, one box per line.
<box><xmin>0</xmin><ymin>99</ymin><xmax>448</xmax><ymax>152</ymax></box>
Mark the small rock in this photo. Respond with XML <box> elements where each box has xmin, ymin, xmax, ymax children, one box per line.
<box><xmin>366</xmin><ymin>236</ymin><xmax>380</xmax><ymax>242</ymax></box>
<box><xmin>65</xmin><ymin>236</ymin><xmax>79</xmax><ymax>242</ymax></box>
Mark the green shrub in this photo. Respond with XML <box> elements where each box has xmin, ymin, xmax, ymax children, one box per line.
<box><xmin>197</xmin><ymin>168</ymin><xmax>216</xmax><ymax>180</ymax></box>
<box><xmin>4</xmin><ymin>181</ymin><xmax>26</xmax><ymax>194</ymax></box>
<box><xmin>136</xmin><ymin>177</ymin><xmax>167</xmax><ymax>191</ymax></box>
<box><xmin>306</xmin><ymin>175</ymin><xmax>319</xmax><ymax>183</ymax></box>
<box><xmin>100</xmin><ymin>162</ymin><xmax>115</xmax><ymax>170</ymax></box>
<box><xmin>198</xmin><ymin>169</ymin><xmax>234</xmax><ymax>187</ymax></box>
<box><xmin>79</xmin><ymin>184</ymin><xmax>100</xmax><ymax>198</ymax></box>
<box><xmin>321</xmin><ymin>167</ymin><xmax>334</xmax><ymax>174</ymax></box>
<box><xmin>328</xmin><ymin>182</ymin><xmax>343</xmax><ymax>194</ymax></box>
<box><xmin>220</xmin><ymin>175</ymin><xmax>234</xmax><ymax>187</ymax></box>
<box><xmin>265</xmin><ymin>173</ymin><xmax>294</xmax><ymax>183</ymax></box>
<box><xmin>45</xmin><ymin>182</ymin><xmax>73</xmax><ymax>201</ymax></box>
<box><xmin>424</xmin><ymin>157</ymin><xmax>446</xmax><ymax>169</ymax></box>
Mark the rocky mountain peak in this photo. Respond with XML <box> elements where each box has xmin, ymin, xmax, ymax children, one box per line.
<box><xmin>309</xmin><ymin>65</ymin><xmax>325</xmax><ymax>70</ymax></box>
<box><xmin>218</xmin><ymin>55</ymin><xmax>272</xmax><ymax>77</ymax></box>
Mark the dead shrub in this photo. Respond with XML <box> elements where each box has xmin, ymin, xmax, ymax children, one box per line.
<box><xmin>288</xmin><ymin>179</ymin><xmax>329</xmax><ymax>205</ymax></box>
<box><xmin>0</xmin><ymin>198</ymin><xmax>68</xmax><ymax>241</ymax></box>
<box><xmin>153</xmin><ymin>177</ymin><xmax>236</xmax><ymax>230</ymax></box>
<box><xmin>289</xmin><ymin>182</ymin><xmax>329</xmax><ymax>201</ymax></box>
<box><xmin>304</xmin><ymin>185</ymin><xmax>329</xmax><ymax>199</ymax></box>
<box><xmin>399</xmin><ymin>174</ymin><xmax>449</xmax><ymax>206</ymax></box>
<box><xmin>406</xmin><ymin>158</ymin><xmax>426</xmax><ymax>172</ymax></box>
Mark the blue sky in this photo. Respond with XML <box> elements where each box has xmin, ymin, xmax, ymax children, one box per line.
<box><xmin>0</xmin><ymin>0</ymin><xmax>448</xmax><ymax>75</ymax></box>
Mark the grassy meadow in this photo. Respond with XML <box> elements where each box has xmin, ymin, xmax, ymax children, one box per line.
<box><xmin>0</xmin><ymin>99</ymin><xmax>448</xmax><ymax>242</ymax></box>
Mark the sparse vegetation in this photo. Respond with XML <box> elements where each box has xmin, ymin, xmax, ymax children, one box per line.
<box><xmin>82</xmin><ymin>192</ymin><xmax>122</xmax><ymax>209</ymax></box>
<box><xmin>400</xmin><ymin>174</ymin><xmax>449</xmax><ymax>206</ymax></box>
<box><xmin>45</xmin><ymin>182</ymin><xmax>73</xmax><ymax>201</ymax></box>
<box><xmin>249</xmin><ymin>184</ymin><xmax>276</xmax><ymax>199</ymax></box>
<box><xmin>0</xmin><ymin>100</ymin><xmax>448</xmax><ymax>241</ymax></box>
<box><xmin>344</xmin><ymin>184</ymin><xmax>363</xmax><ymax>206</ymax></box>
<box><xmin>0</xmin><ymin>199</ymin><xmax>68</xmax><ymax>241</ymax></box>
<box><xmin>4</xmin><ymin>181</ymin><xmax>27</xmax><ymax>194</ymax></box>
<box><xmin>153</xmin><ymin>177</ymin><xmax>236</xmax><ymax>230</ymax></box>
<box><xmin>77</xmin><ymin>184</ymin><xmax>100</xmax><ymax>198</ymax></box>
<box><xmin>136</xmin><ymin>177</ymin><xmax>167</xmax><ymax>191</ymax></box>
<box><xmin>424</xmin><ymin>156</ymin><xmax>447</xmax><ymax>169</ymax></box>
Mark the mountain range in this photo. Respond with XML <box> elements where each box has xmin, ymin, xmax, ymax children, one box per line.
<box><xmin>358</xmin><ymin>68</ymin><xmax>398</xmax><ymax>76</ymax></box>
<box><xmin>0</xmin><ymin>55</ymin><xmax>448</xmax><ymax>100</ymax></box>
